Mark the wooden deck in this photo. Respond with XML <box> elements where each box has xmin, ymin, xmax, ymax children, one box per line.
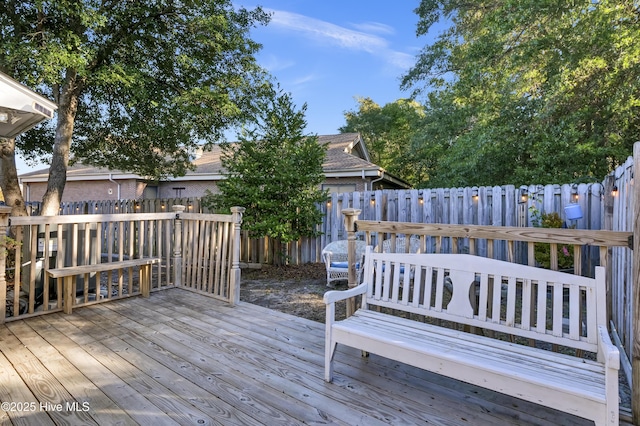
<box><xmin>0</xmin><ymin>288</ymin><xmax>624</xmax><ymax>425</ymax></box>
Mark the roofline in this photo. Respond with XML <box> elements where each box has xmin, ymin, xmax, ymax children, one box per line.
<box><xmin>349</xmin><ymin>133</ymin><xmax>371</xmax><ymax>162</ymax></box>
<box><xmin>379</xmin><ymin>172</ymin><xmax>411</xmax><ymax>189</ymax></box>
<box><xmin>0</xmin><ymin>71</ymin><xmax>58</xmax><ymax>111</ymax></box>
<box><xmin>20</xmin><ymin>173</ymin><xmax>142</xmax><ymax>183</ymax></box>
<box><xmin>20</xmin><ymin>169</ymin><xmax>392</xmax><ymax>183</ymax></box>
<box><xmin>325</xmin><ymin>168</ymin><xmax>411</xmax><ymax>188</ymax></box>
<box><xmin>324</xmin><ymin>168</ymin><xmax>379</xmax><ymax>178</ymax></box>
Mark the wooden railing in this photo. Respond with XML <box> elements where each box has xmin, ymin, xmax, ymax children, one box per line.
<box><xmin>177</xmin><ymin>207</ymin><xmax>244</xmax><ymax>304</ymax></box>
<box><xmin>1</xmin><ymin>206</ymin><xmax>244</xmax><ymax>323</ymax></box>
<box><xmin>353</xmin><ymin>219</ymin><xmax>630</xmax><ymax>275</ymax></box>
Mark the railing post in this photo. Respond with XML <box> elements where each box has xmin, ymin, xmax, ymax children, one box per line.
<box><xmin>603</xmin><ymin>174</ymin><xmax>615</xmax><ymax>323</ymax></box>
<box><xmin>230</xmin><ymin>206</ymin><xmax>245</xmax><ymax>306</ymax></box>
<box><xmin>172</xmin><ymin>205</ymin><xmax>186</xmax><ymax>287</ymax></box>
<box><xmin>342</xmin><ymin>208</ymin><xmax>361</xmax><ymax>317</ymax></box>
<box><xmin>0</xmin><ymin>206</ymin><xmax>11</xmax><ymax>324</ymax></box>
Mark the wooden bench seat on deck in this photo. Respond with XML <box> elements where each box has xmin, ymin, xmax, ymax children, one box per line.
<box><xmin>324</xmin><ymin>248</ymin><xmax>620</xmax><ymax>426</ymax></box>
<box><xmin>47</xmin><ymin>258</ymin><xmax>161</xmax><ymax>314</ymax></box>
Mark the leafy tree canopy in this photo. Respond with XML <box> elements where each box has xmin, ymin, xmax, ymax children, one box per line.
<box><xmin>0</xmin><ymin>0</ymin><xmax>271</xmax><ymax>214</ymax></box>
<box><xmin>204</xmin><ymin>89</ymin><xmax>327</xmax><ymax>262</ymax></box>
<box><xmin>401</xmin><ymin>0</ymin><xmax>640</xmax><ymax>187</ymax></box>
<box><xmin>340</xmin><ymin>97</ymin><xmax>427</xmax><ymax>186</ymax></box>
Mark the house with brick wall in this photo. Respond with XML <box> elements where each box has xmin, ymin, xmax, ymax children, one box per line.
<box><xmin>19</xmin><ymin>133</ymin><xmax>409</xmax><ymax>203</ymax></box>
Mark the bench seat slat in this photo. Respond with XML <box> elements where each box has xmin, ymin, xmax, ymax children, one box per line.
<box><xmin>46</xmin><ymin>258</ymin><xmax>161</xmax><ymax>315</ymax></box>
<box><xmin>334</xmin><ymin>311</ymin><xmax>606</xmax><ymax>402</ymax></box>
<box><xmin>47</xmin><ymin>258</ymin><xmax>161</xmax><ymax>278</ymax></box>
<box><xmin>350</xmin><ymin>310</ymin><xmax>606</xmax><ymax>375</ymax></box>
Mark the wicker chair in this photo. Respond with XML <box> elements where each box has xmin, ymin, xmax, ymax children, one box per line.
<box><xmin>381</xmin><ymin>235</ymin><xmax>421</xmax><ymax>254</ymax></box>
<box><xmin>321</xmin><ymin>240</ymin><xmax>366</xmax><ymax>287</ymax></box>
<box><xmin>379</xmin><ymin>236</ymin><xmax>421</xmax><ymax>280</ymax></box>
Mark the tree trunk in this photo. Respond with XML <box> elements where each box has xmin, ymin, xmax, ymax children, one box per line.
<box><xmin>0</xmin><ymin>137</ymin><xmax>28</xmax><ymax>217</ymax></box>
<box><xmin>40</xmin><ymin>70</ymin><xmax>80</xmax><ymax>216</ymax></box>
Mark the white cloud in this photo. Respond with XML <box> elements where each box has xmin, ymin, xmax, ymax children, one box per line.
<box><xmin>260</xmin><ymin>54</ymin><xmax>295</xmax><ymax>72</ymax></box>
<box><xmin>292</xmin><ymin>73</ymin><xmax>319</xmax><ymax>86</ymax></box>
<box><xmin>386</xmin><ymin>51</ymin><xmax>415</xmax><ymax>70</ymax></box>
<box><xmin>266</xmin><ymin>9</ymin><xmax>410</xmax><ymax>70</ymax></box>
<box><xmin>350</xmin><ymin>21</ymin><xmax>395</xmax><ymax>35</ymax></box>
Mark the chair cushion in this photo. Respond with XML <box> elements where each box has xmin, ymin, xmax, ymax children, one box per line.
<box><xmin>330</xmin><ymin>261</ymin><xmax>360</xmax><ymax>269</ymax></box>
<box><xmin>381</xmin><ymin>264</ymin><xmax>405</xmax><ymax>273</ymax></box>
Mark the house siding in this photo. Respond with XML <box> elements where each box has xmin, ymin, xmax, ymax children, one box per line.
<box><xmin>19</xmin><ymin>134</ymin><xmax>411</xmax><ymax>202</ymax></box>
<box><xmin>25</xmin><ymin>179</ymin><xmax>142</xmax><ymax>202</ymax></box>
<box><xmin>322</xmin><ymin>176</ymin><xmax>396</xmax><ymax>192</ymax></box>
<box><xmin>158</xmin><ymin>181</ymin><xmax>220</xmax><ymax>198</ymax></box>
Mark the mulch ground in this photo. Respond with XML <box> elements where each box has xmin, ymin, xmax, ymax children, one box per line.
<box><xmin>240</xmin><ymin>262</ymin><xmax>348</xmax><ymax>322</ymax></box>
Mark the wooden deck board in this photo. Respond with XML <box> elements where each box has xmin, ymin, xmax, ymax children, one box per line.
<box><xmin>0</xmin><ymin>287</ymin><xmax>621</xmax><ymax>425</ymax></box>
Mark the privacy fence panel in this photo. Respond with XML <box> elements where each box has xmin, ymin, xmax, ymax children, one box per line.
<box><xmin>27</xmin><ymin>183</ymin><xmax>609</xmax><ymax>266</ymax></box>
<box><xmin>608</xmin><ymin>155</ymin><xmax>635</xmax><ymax>375</ymax></box>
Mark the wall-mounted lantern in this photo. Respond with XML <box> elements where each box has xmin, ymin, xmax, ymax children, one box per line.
<box><xmin>571</xmin><ymin>184</ymin><xmax>579</xmax><ymax>202</ymax></box>
<box><xmin>519</xmin><ymin>188</ymin><xmax>528</xmax><ymax>203</ymax></box>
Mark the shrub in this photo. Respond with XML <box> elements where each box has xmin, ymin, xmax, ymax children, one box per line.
<box><xmin>531</xmin><ymin>211</ymin><xmax>574</xmax><ymax>270</ymax></box>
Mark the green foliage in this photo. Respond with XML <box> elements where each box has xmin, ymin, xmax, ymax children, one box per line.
<box><xmin>402</xmin><ymin>0</ymin><xmax>640</xmax><ymax>187</ymax></box>
<box><xmin>530</xmin><ymin>209</ymin><xmax>574</xmax><ymax>270</ymax></box>
<box><xmin>340</xmin><ymin>97</ymin><xmax>427</xmax><ymax>186</ymax></box>
<box><xmin>0</xmin><ymin>0</ymin><xmax>272</xmax><ymax>179</ymax></box>
<box><xmin>204</xmin><ymin>90</ymin><xmax>327</xmax><ymax>250</ymax></box>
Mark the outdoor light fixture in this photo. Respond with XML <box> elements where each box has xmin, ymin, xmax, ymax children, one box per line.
<box><xmin>0</xmin><ymin>71</ymin><xmax>57</xmax><ymax>138</ymax></box>
<box><xmin>612</xmin><ymin>185</ymin><xmax>619</xmax><ymax>196</ymax></box>
<box><xmin>519</xmin><ymin>188</ymin><xmax>528</xmax><ymax>203</ymax></box>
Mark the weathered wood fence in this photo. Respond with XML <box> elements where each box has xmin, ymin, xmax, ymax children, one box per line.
<box><xmin>24</xmin><ymin>181</ymin><xmax>610</xmax><ymax>265</ymax></box>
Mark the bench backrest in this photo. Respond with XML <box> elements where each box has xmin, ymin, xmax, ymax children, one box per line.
<box><xmin>360</xmin><ymin>247</ymin><xmax>606</xmax><ymax>353</ymax></box>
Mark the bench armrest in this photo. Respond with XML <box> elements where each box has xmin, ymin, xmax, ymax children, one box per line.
<box><xmin>597</xmin><ymin>325</ymin><xmax>620</xmax><ymax>370</ymax></box>
<box><xmin>323</xmin><ymin>282</ymin><xmax>368</xmax><ymax>305</ymax></box>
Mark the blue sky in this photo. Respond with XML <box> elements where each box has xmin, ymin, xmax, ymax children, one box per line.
<box><xmin>239</xmin><ymin>1</ymin><xmax>442</xmax><ymax>135</ymax></box>
<box><xmin>17</xmin><ymin>1</ymin><xmax>443</xmax><ymax>175</ymax></box>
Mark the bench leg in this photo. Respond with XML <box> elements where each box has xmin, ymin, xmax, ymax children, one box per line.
<box><xmin>63</xmin><ymin>276</ymin><xmax>74</xmax><ymax>315</ymax></box>
<box><xmin>141</xmin><ymin>265</ymin><xmax>150</xmax><ymax>298</ymax></box>
<box><xmin>325</xmin><ymin>340</ymin><xmax>338</xmax><ymax>382</ymax></box>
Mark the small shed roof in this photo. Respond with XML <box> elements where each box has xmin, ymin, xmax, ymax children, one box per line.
<box><xmin>0</xmin><ymin>72</ymin><xmax>57</xmax><ymax>138</ymax></box>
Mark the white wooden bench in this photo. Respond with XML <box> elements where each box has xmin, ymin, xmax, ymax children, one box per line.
<box><xmin>324</xmin><ymin>248</ymin><xmax>620</xmax><ymax>426</ymax></box>
<box><xmin>47</xmin><ymin>258</ymin><xmax>161</xmax><ymax>314</ymax></box>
